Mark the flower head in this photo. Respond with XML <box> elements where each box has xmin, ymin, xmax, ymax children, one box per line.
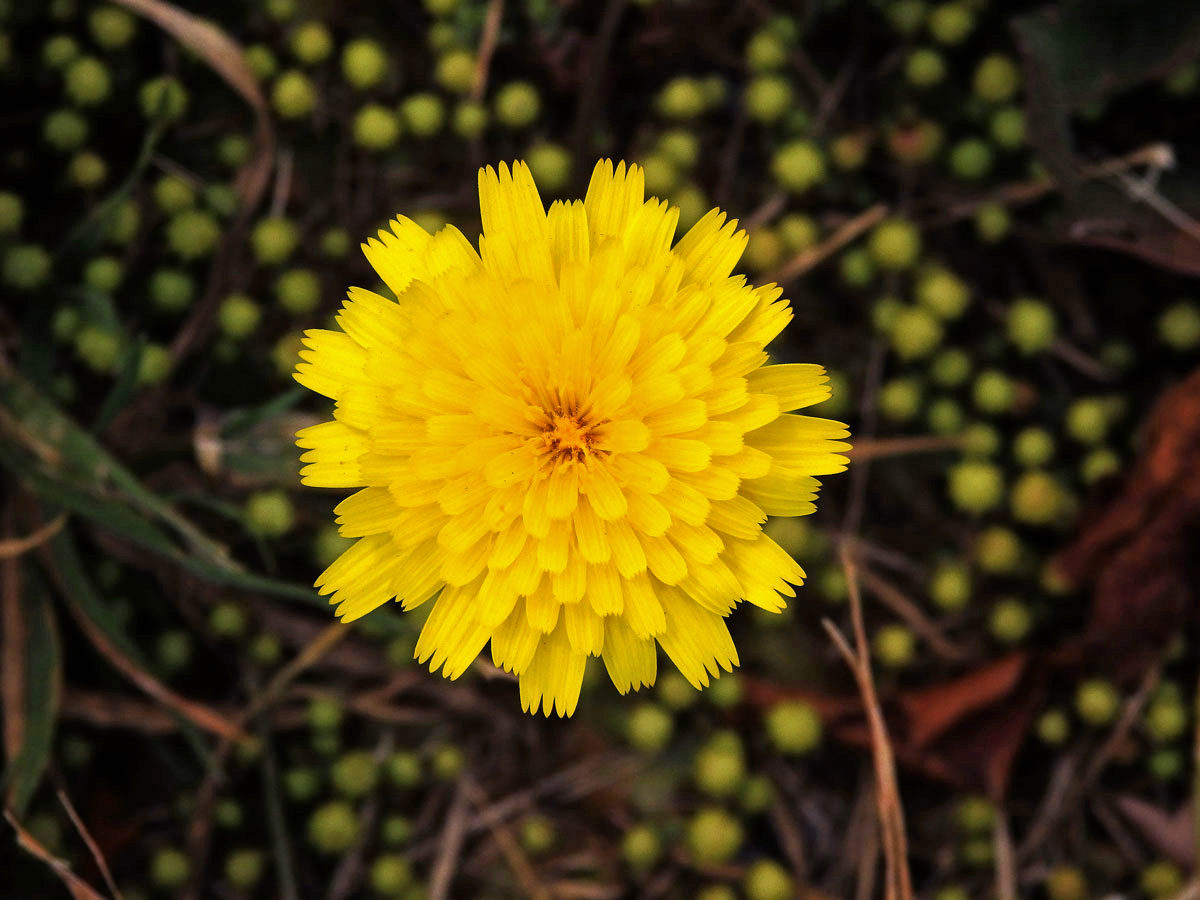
<box><xmin>295</xmin><ymin>160</ymin><xmax>850</xmax><ymax>716</ymax></box>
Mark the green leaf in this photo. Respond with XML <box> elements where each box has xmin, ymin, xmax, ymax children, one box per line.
<box><xmin>220</xmin><ymin>386</ymin><xmax>308</xmax><ymax>439</ymax></box>
<box><xmin>92</xmin><ymin>336</ymin><xmax>146</xmax><ymax>434</ymax></box>
<box><xmin>2</xmin><ymin>576</ymin><xmax>61</xmax><ymax>818</ymax></box>
<box><xmin>0</xmin><ymin>365</ymin><xmax>410</xmax><ymax>632</ymax></box>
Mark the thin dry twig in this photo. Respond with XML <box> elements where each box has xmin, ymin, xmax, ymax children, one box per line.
<box><xmin>5</xmin><ymin>810</ymin><xmax>111</xmax><ymax>900</ymax></box>
<box><xmin>856</xmin><ymin>565</ymin><xmax>968</xmax><ymax>663</ymax></box>
<box><xmin>765</xmin><ymin>204</ymin><xmax>889</xmax><ymax>285</ymax></box>
<box><xmin>824</xmin><ymin>547</ymin><xmax>914</xmax><ymax>900</ymax></box>
<box><xmin>428</xmin><ymin>782</ymin><xmax>471</xmax><ymax>900</ymax></box>
<box><xmin>0</xmin><ymin>514</ymin><xmax>67</xmax><ymax>560</ymax></box>
<box><xmin>568</xmin><ymin>0</ymin><xmax>628</xmax><ymax>179</ymax></box>
<box><xmin>57</xmin><ymin>786</ymin><xmax>125</xmax><ymax>900</ymax></box>
<box><xmin>1081</xmin><ymin>662</ymin><xmax>1163</xmax><ymax>787</ymax></box>
<box><xmin>470</xmin><ymin>0</ymin><xmax>505</xmax><ymax>102</ymax></box>
<box><xmin>1017</xmin><ymin>751</ymin><xmax>1083</xmax><ymax>861</ymax></box>
<box><xmin>1018</xmin><ymin>664</ymin><xmax>1162</xmax><ymax>861</ymax></box>
<box><xmin>845</xmin><ymin>435</ymin><xmax>963</xmax><ymax>462</ymax></box>
<box><xmin>326</xmin><ymin>734</ymin><xmax>394</xmax><ymax>900</ymax></box>
<box><xmin>768</xmin><ymin>797</ymin><xmax>809</xmax><ymax>888</ymax></box>
<box><xmin>269</xmin><ymin>150</ymin><xmax>294</xmax><ymax>220</ymax></box>
<box><xmin>239</xmin><ymin>621</ymin><xmax>349</xmax><ymax>724</ymax></box>
<box><xmin>408</xmin><ymin>753</ymin><xmax>639</xmax><ymax>861</ymax></box>
<box><xmin>741</xmin><ymin>192</ymin><xmax>788</xmax><ymax>232</ymax></box>
<box><xmin>993</xmin><ymin>807</ymin><xmax>1017</xmax><ymax>900</ymax></box>
<box><xmin>935</xmin><ymin>142</ymin><xmax>1174</xmax><ymax>224</ymax></box>
<box><xmin>463</xmin><ymin>778</ymin><xmax>552</xmax><ymax>900</ymax></box>
<box><xmin>1194</xmin><ymin>667</ymin><xmax>1200</xmax><ymax>869</ymax></box>
<box><xmin>61</xmin><ymin>599</ymin><xmax>243</xmax><ymax>741</ymax></box>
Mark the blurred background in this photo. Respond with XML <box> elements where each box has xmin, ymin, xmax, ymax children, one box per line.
<box><xmin>2</xmin><ymin>0</ymin><xmax>1200</xmax><ymax>898</ymax></box>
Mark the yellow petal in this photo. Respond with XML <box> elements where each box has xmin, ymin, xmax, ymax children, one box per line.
<box><xmin>519</xmin><ymin>623</ymin><xmax>586</xmax><ymax>717</ymax></box>
<box><xmin>335</xmin><ymin>487</ymin><xmax>400</xmax><ymax>537</ymax></box>
<box><xmin>657</xmin><ymin>585</ymin><xmax>739</xmax><ymax>689</ymax></box>
<box><xmin>584</xmin><ymin>159</ymin><xmax>645</xmax><ymax>248</ymax></box>
<box><xmin>602</xmin><ymin>616</ymin><xmax>657</xmax><ymax>694</ymax></box>
<box><xmin>747</xmin><ymin>363</ymin><xmax>831</xmax><ymax>412</ymax></box>
<box><xmin>489</xmin><ymin>600</ymin><xmax>537</xmax><ymax>674</ymax></box>
<box><xmin>297</xmin><ymin>420</ymin><xmax>368</xmax><ymax>488</ymax></box>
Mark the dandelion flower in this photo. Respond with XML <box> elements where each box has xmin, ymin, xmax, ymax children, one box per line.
<box><xmin>295</xmin><ymin>160</ymin><xmax>850</xmax><ymax>716</ymax></box>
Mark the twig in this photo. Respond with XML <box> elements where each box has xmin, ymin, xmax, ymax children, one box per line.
<box><xmin>1047</xmin><ymin>338</ymin><xmax>1117</xmax><ymax>383</ymax></box>
<box><xmin>812</xmin><ymin>54</ymin><xmax>857</xmax><ymax>136</ymax></box>
<box><xmin>62</xmin><ymin>598</ymin><xmax>243</xmax><ymax>741</ymax></box>
<box><xmin>1194</xmin><ymin>666</ymin><xmax>1200</xmax><ymax>870</ymax></box>
<box><xmin>1111</xmin><ymin>165</ymin><xmax>1200</xmax><ymax>245</ymax></box>
<box><xmin>845</xmin><ymin>435</ymin><xmax>963</xmax><ymax>462</ymax></box>
<box><xmin>841</xmin><ymin>338</ymin><xmax>887</xmax><ymax>538</ymax></box>
<box><xmin>830</xmin><ymin>533</ymin><xmax>926</xmax><ymax>581</ymax></box>
<box><xmin>856</xmin><ymin>565</ymin><xmax>968</xmax><ymax>662</ymax></box>
<box><xmin>0</xmin><ymin>514</ymin><xmax>67</xmax><ymax>559</ymax></box>
<box><xmin>789</xmin><ymin>48</ymin><xmax>829</xmax><ymax>101</ymax></box>
<box><xmin>57</xmin><ymin>786</ymin><xmax>125</xmax><ymax>900</ymax></box>
<box><xmin>1019</xmin><ymin>665</ymin><xmax>1162</xmax><ymax>861</ymax></box>
<box><xmin>983</xmin><ymin>300</ymin><xmax>1114</xmax><ymax>383</ymax></box>
<box><xmin>59</xmin><ymin>687</ymin><xmax>181</xmax><ymax>732</ymax></box>
<box><xmin>1080</xmin><ymin>662</ymin><xmax>1162</xmax><ymax>786</ymax></box>
<box><xmin>463</xmin><ymin>778</ymin><xmax>552</xmax><ymax>900</ymax></box>
<box><xmin>768</xmin><ymin>797</ymin><xmax>809</xmax><ymax>888</ymax></box>
<box><xmin>269</xmin><ymin>150</ymin><xmax>293</xmax><ymax>220</ymax></box>
<box><xmin>824</xmin><ymin>547</ymin><xmax>914</xmax><ymax>900</ymax></box>
<box><xmin>935</xmin><ymin>142</ymin><xmax>1175</xmax><ymax>224</ymax></box>
<box><xmin>741</xmin><ymin>192</ymin><xmax>788</xmax><ymax>232</ymax></box>
<box><xmin>408</xmin><ymin>753</ymin><xmax>638</xmax><ymax>861</ymax></box>
<box><xmin>1017</xmin><ymin>751</ymin><xmax>1083</xmax><ymax>861</ymax></box>
<box><xmin>765</xmin><ymin>204</ymin><xmax>889</xmax><ymax>285</ymax></box>
<box><xmin>853</xmin><ymin>787</ymin><xmax>880</xmax><ymax>900</ymax></box>
<box><xmin>239</xmin><ymin>622</ymin><xmax>349</xmax><ymax>724</ymax></box>
<box><xmin>256</xmin><ymin>689</ymin><xmax>300</xmax><ymax>900</ymax></box>
<box><xmin>429</xmin><ymin>782</ymin><xmax>471</xmax><ymax>900</ymax></box>
<box><xmin>326</xmin><ymin>733</ymin><xmax>394</xmax><ymax>900</ymax></box>
<box><xmin>993</xmin><ymin>807</ymin><xmax>1017</xmax><ymax>900</ymax></box>
<box><xmin>470</xmin><ymin>0</ymin><xmax>505</xmax><ymax>102</ymax></box>
<box><xmin>568</xmin><ymin>0</ymin><xmax>628</xmax><ymax>180</ymax></box>
<box><xmin>4</xmin><ymin>810</ymin><xmax>110</xmax><ymax>900</ymax></box>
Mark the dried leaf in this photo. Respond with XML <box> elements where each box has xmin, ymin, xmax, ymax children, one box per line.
<box><xmin>112</xmin><ymin>0</ymin><xmax>274</xmax><ymax>209</ymax></box>
<box><xmin>1054</xmin><ymin>367</ymin><xmax>1200</xmax><ymax>679</ymax></box>
<box><xmin>1113</xmin><ymin>795</ymin><xmax>1194</xmax><ymax>866</ymax></box>
<box><xmin>898</xmin><ymin>654</ymin><xmax>1029</xmax><ymax>749</ymax></box>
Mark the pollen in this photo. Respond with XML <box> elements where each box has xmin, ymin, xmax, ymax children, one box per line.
<box><xmin>538</xmin><ymin>410</ymin><xmax>602</xmax><ymax>465</ymax></box>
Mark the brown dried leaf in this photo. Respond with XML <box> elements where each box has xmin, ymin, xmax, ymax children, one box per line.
<box><xmin>1054</xmin><ymin>367</ymin><xmax>1200</xmax><ymax>679</ymax></box>
<box><xmin>112</xmin><ymin>0</ymin><xmax>274</xmax><ymax>209</ymax></box>
<box><xmin>1113</xmin><ymin>795</ymin><xmax>1194</xmax><ymax>866</ymax></box>
<box><xmin>897</xmin><ymin>653</ymin><xmax>1030</xmax><ymax>749</ymax></box>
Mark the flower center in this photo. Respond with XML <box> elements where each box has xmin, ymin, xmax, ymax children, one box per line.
<box><xmin>537</xmin><ymin>411</ymin><xmax>599</xmax><ymax>465</ymax></box>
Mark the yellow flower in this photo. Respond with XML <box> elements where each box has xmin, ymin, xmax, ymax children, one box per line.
<box><xmin>295</xmin><ymin>160</ymin><xmax>850</xmax><ymax>716</ymax></box>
